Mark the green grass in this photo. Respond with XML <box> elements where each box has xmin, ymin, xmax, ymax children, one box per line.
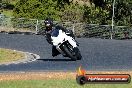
<box><xmin>0</xmin><ymin>48</ymin><xmax>24</xmax><ymax>63</ymax></box>
<box><xmin>0</xmin><ymin>79</ymin><xmax>131</xmax><ymax>88</ymax></box>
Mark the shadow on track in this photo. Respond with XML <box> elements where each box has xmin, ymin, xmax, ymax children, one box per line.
<box><xmin>38</xmin><ymin>59</ymin><xmax>75</xmax><ymax>61</ymax></box>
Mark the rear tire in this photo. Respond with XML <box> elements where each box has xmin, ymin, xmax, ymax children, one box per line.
<box><xmin>62</xmin><ymin>45</ymin><xmax>77</xmax><ymax>61</ymax></box>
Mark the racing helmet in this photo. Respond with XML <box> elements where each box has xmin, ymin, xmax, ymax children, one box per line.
<box><xmin>44</xmin><ymin>18</ymin><xmax>53</xmax><ymax>28</ymax></box>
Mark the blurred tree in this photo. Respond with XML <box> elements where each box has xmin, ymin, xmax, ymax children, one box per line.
<box><xmin>114</xmin><ymin>0</ymin><xmax>131</xmax><ymax>25</ymax></box>
<box><xmin>12</xmin><ymin>0</ymin><xmax>132</xmax><ymax>26</ymax></box>
<box><xmin>61</xmin><ymin>2</ymin><xmax>84</xmax><ymax>22</ymax></box>
<box><xmin>90</xmin><ymin>0</ymin><xmax>106</xmax><ymax>8</ymax></box>
<box><xmin>13</xmin><ymin>0</ymin><xmax>60</xmax><ymax>20</ymax></box>
<box><xmin>53</xmin><ymin>0</ymin><xmax>73</xmax><ymax>8</ymax></box>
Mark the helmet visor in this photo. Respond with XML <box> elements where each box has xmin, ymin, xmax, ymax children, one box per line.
<box><xmin>45</xmin><ymin>23</ymin><xmax>51</xmax><ymax>27</ymax></box>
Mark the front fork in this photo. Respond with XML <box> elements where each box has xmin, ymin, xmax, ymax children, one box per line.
<box><xmin>56</xmin><ymin>41</ymin><xmax>73</xmax><ymax>56</ymax></box>
<box><xmin>56</xmin><ymin>44</ymin><xmax>67</xmax><ymax>56</ymax></box>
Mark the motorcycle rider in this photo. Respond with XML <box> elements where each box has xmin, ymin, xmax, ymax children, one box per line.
<box><xmin>44</xmin><ymin>18</ymin><xmax>75</xmax><ymax>57</ymax></box>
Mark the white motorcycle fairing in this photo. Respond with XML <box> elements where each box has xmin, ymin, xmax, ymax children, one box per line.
<box><xmin>51</xmin><ymin>30</ymin><xmax>77</xmax><ymax>48</ymax></box>
<box><xmin>50</xmin><ymin>29</ymin><xmax>82</xmax><ymax>60</ymax></box>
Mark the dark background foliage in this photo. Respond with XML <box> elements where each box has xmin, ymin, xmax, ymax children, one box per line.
<box><xmin>1</xmin><ymin>0</ymin><xmax>132</xmax><ymax>26</ymax></box>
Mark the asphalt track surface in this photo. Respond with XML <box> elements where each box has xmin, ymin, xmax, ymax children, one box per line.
<box><xmin>0</xmin><ymin>33</ymin><xmax>132</xmax><ymax>72</ymax></box>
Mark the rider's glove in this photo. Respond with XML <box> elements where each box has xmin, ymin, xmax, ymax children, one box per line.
<box><xmin>65</xmin><ymin>29</ymin><xmax>75</xmax><ymax>39</ymax></box>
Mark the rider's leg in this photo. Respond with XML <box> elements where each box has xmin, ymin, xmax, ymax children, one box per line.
<box><xmin>52</xmin><ymin>46</ymin><xmax>60</xmax><ymax>57</ymax></box>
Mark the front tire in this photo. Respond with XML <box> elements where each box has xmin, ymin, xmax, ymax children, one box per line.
<box><xmin>62</xmin><ymin>45</ymin><xmax>77</xmax><ymax>61</ymax></box>
<box><xmin>77</xmin><ymin>51</ymin><xmax>82</xmax><ymax>60</ymax></box>
<box><xmin>73</xmin><ymin>47</ymin><xmax>82</xmax><ymax>60</ymax></box>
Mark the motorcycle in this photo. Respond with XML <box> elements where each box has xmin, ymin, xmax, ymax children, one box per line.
<box><xmin>51</xmin><ymin>29</ymin><xmax>82</xmax><ymax>61</ymax></box>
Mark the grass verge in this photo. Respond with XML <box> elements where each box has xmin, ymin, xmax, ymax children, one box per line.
<box><xmin>0</xmin><ymin>48</ymin><xmax>25</xmax><ymax>63</ymax></box>
<box><xmin>0</xmin><ymin>71</ymin><xmax>131</xmax><ymax>88</ymax></box>
<box><xmin>0</xmin><ymin>79</ymin><xmax>131</xmax><ymax>88</ymax></box>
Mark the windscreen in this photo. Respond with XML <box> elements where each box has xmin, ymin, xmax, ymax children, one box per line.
<box><xmin>51</xmin><ymin>29</ymin><xmax>59</xmax><ymax>37</ymax></box>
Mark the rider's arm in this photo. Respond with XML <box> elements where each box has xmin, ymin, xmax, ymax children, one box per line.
<box><xmin>55</xmin><ymin>25</ymin><xmax>67</xmax><ymax>32</ymax></box>
<box><xmin>60</xmin><ymin>26</ymin><xmax>75</xmax><ymax>39</ymax></box>
<box><xmin>55</xmin><ymin>25</ymin><xmax>75</xmax><ymax>39</ymax></box>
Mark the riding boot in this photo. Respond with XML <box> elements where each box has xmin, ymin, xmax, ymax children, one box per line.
<box><xmin>52</xmin><ymin>46</ymin><xmax>60</xmax><ymax>57</ymax></box>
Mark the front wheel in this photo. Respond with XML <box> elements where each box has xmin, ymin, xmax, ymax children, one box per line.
<box><xmin>73</xmin><ymin>47</ymin><xmax>82</xmax><ymax>60</ymax></box>
<box><xmin>62</xmin><ymin>45</ymin><xmax>77</xmax><ymax>61</ymax></box>
<box><xmin>77</xmin><ymin>51</ymin><xmax>82</xmax><ymax>60</ymax></box>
